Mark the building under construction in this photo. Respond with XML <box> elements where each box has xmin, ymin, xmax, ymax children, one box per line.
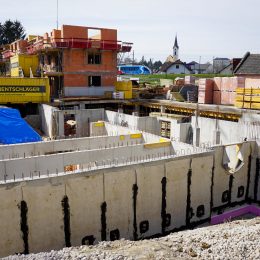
<box><xmin>1</xmin><ymin>24</ymin><xmax>132</xmax><ymax>98</ymax></box>
<box><xmin>0</xmin><ymin>25</ymin><xmax>259</xmax><ymax>258</ymax></box>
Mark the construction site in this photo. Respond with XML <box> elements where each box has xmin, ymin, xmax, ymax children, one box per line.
<box><xmin>0</xmin><ymin>23</ymin><xmax>259</xmax><ymax>258</ymax></box>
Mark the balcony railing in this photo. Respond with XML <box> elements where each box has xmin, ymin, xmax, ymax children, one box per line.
<box><xmin>26</xmin><ymin>38</ymin><xmax>133</xmax><ymax>54</ymax></box>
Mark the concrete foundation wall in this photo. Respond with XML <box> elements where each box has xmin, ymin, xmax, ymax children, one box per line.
<box><xmin>192</xmin><ymin>115</ymin><xmax>260</xmax><ymax>146</ymax></box>
<box><xmin>39</xmin><ymin>104</ymin><xmax>59</xmax><ymax>138</ymax></box>
<box><xmin>0</xmin><ymin>153</ymin><xmax>214</xmax><ymax>257</ymax></box>
<box><xmin>0</xmin><ymin>134</ymin><xmax>144</xmax><ymax>160</ymax></box>
<box><xmin>105</xmin><ymin>111</ymin><xmax>160</xmax><ymax>135</ymax></box>
<box><xmin>55</xmin><ymin>108</ymin><xmax>105</xmax><ymax>138</ymax></box>
<box><xmin>212</xmin><ymin>142</ymin><xmax>252</xmax><ymax>210</ymax></box>
<box><xmin>0</xmin><ymin>142</ymin><xmax>174</xmax><ymax>182</ymax></box>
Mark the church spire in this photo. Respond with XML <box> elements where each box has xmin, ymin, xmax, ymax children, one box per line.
<box><xmin>173</xmin><ymin>34</ymin><xmax>179</xmax><ymax>61</ymax></box>
<box><xmin>173</xmin><ymin>35</ymin><xmax>179</xmax><ymax>49</ymax></box>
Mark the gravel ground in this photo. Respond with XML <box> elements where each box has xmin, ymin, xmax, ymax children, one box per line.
<box><xmin>4</xmin><ymin>217</ymin><xmax>260</xmax><ymax>260</ymax></box>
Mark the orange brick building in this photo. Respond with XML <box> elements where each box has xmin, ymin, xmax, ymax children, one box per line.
<box><xmin>2</xmin><ymin>25</ymin><xmax>132</xmax><ymax>97</ymax></box>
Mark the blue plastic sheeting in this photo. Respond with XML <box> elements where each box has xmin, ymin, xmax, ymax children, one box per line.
<box><xmin>0</xmin><ymin>108</ymin><xmax>42</xmax><ymax>144</ymax></box>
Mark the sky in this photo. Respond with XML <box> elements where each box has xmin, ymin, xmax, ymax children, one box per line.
<box><xmin>1</xmin><ymin>0</ymin><xmax>260</xmax><ymax>63</ymax></box>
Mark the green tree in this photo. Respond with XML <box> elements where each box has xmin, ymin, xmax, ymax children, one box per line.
<box><xmin>0</xmin><ymin>20</ymin><xmax>26</xmax><ymax>45</ymax></box>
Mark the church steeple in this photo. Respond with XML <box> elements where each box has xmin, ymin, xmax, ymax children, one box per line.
<box><xmin>173</xmin><ymin>35</ymin><xmax>179</xmax><ymax>49</ymax></box>
<box><xmin>173</xmin><ymin>34</ymin><xmax>179</xmax><ymax>61</ymax></box>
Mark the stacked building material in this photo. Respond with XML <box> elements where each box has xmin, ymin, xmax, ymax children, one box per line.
<box><xmin>235</xmin><ymin>78</ymin><xmax>260</xmax><ymax>109</ymax></box>
<box><xmin>213</xmin><ymin>77</ymin><xmax>222</xmax><ymax>105</ymax></box>
<box><xmin>213</xmin><ymin>77</ymin><xmax>245</xmax><ymax>106</ymax></box>
<box><xmin>185</xmin><ymin>75</ymin><xmax>196</xmax><ymax>84</ymax></box>
<box><xmin>198</xmin><ymin>79</ymin><xmax>214</xmax><ymax>104</ymax></box>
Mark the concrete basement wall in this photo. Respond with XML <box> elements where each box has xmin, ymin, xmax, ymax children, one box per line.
<box><xmin>0</xmin><ymin>153</ymin><xmax>214</xmax><ymax>257</ymax></box>
<box><xmin>39</xmin><ymin>104</ymin><xmax>59</xmax><ymax>138</ymax></box>
<box><xmin>105</xmin><ymin>111</ymin><xmax>160</xmax><ymax>135</ymax></box>
<box><xmin>212</xmin><ymin>142</ymin><xmax>253</xmax><ymax>211</ymax></box>
<box><xmin>191</xmin><ymin>116</ymin><xmax>241</xmax><ymax>145</ymax></box>
<box><xmin>0</xmin><ymin>134</ymin><xmax>144</xmax><ymax>160</ymax></box>
<box><xmin>54</xmin><ymin>108</ymin><xmax>105</xmax><ymax>138</ymax></box>
<box><xmin>0</xmin><ymin>143</ymin><xmax>174</xmax><ymax>182</ymax></box>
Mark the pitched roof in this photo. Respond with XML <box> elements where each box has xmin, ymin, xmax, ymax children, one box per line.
<box><xmin>234</xmin><ymin>52</ymin><xmax>260</xmax><ymax>75</ymax></box>
<box><xmin>160</xmin><ymin>61</ymin><xmax>173</xmax><ymax>72</ymax></box>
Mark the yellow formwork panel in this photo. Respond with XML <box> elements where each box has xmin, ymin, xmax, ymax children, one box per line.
<box><xmin>94</xmin><ymin>121</ymin><xmax>105</xmax><ymax>127</ymax></box>
<box><xmin>235</xmin><ymin>101</ymin><xmax>260</xmax><ymax>110</ymax></box>
<box><xmin>0</xmin><ymin>77</ymin><xmax>50</xmax><ymax>104</ymax></box>
<box><xmin>236</xmin><ymin>95</ymin><xmax>260</xmax><ymax>102</ymax></box>
<box><xmin>130</xmin><ymin>133</ymin><xmax>142</xmax><ymax>139</ymax></box>
<box><xmin>10</xmin><ymin>54</ymin><xmax>39</xmax><ymax>77</ymax></box>
<box><xmin>144</xmin><ymin>141</ymin><xmax>171</xmax><ymax>149</ymax></box>
<box><xmin>236</xmin><ymin>88</ymin><xmax>260</xmax><ymax>94</ymax></box>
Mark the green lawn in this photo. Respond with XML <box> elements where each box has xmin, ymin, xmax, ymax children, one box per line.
<box><xmin>134</xmin><ymin>74</ymin><xmax>231</xmax><ymax>84</ymax></box>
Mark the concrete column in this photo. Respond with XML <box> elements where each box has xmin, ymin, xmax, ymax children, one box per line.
<box><xmin>75</xmin><ymin>111</ymin><xmax>81</xmax><ymax>137</ymax></box>
<box><xmin>194</xmin><ymin>127</ymin><xmax>200</xmax><ymax>147</ymax></box>
<box><xmin>160</xmin><ymin>106</ymin><xmax>166</xmax><ymax>113</ymax></box>
<box><xmin>58</xmin><ymin>112</ymin><xmax>64</xmax><ymax>138</ymax></box>
<box><xmin>79</xmin><ymin>102</ymin><xmax>85</xmax><ymax>110</ymax></box>
<box><xmin>214</xmin><ymin>130</ymin><xmax>221</xmax><ymax>145</ymax></box>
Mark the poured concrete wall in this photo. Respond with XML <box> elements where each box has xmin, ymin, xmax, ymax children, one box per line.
<box><xmin>212</xmin><ymin>142</ymin><xmax>252</xmax><ymax>211</ymax></box>
<box><xmin>54</xmin><ymin>108</ymin><xmax>105</xmax><ymax>138</ymax></box>
<box><xmin>39</xmin><ymin>104</ymin><xmax>59</xmax><ymax>138</ymax></box>
<box><xmin>0</xmin><ymin>142</ymin><xmax>174</xmax><ymax>182</ymax></box>
<box><xmin>192</xmin><ymin>115</ymin><xmax>260</xmax><ymax>146</ymax></box>
<box><xmin>0</xmin><ymin>153</ymin><xmax>215</xmax><ymax>257</ymax></box>
<box><xmin>0</xmin><ymin>134</ymin><xmax>144</xmax><ymax>160</ymax></box>
<box><xmin>191</xmin><ymin>116</ymin><xmax>241</xmax><ymax>145</ymax></box>
<box><xmin>105</xmin><ymin>111</ymin><xmax>160</xmax><ymax>134</ymax></box>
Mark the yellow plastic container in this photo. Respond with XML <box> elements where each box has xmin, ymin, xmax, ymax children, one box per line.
<box><xmin>0</xmin><ymin>77</ymin><xmax>50</xmax><ymax>104</ymax></box>
<box><xmin>10</xmin><ymin>54</ymin><xmax>39</xmax><ymax>77</ymax></box>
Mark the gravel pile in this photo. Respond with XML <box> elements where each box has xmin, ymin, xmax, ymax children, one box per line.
<box><xmin>4</xmin><ymin>217</ymin><xmax>260</xmax><ymax>260</ymax></box>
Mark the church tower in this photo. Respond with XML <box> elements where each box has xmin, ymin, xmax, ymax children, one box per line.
<box><xmin>173</xmin><ymin>35</ymin><xmax>179</xmax><ymax>61</ymax></box>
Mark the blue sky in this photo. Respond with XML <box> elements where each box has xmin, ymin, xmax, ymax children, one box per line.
<box><xmin>1</xmin><ymin>0</ymin><xmax>260</xmax><ymax>63</ymax></box>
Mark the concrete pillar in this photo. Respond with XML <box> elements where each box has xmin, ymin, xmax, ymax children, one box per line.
<box><xmin>79</xmin><ymin>102</ymin><xmax>85</xmax><ymax>110</ymax></box>
<box><xmin>75</xmin><ymin>111</ymin><xmax>81</xmax><ymax>137</ymax></box>
<box><xmin>214</xmin><ymin>130</ymin><xmax>221</xmax><ymax>145</ymax></box>
<box><xmin>58</xmin><ymin>112</ymin><xmax>64</xmax><ymax>138</ymax></box>
<box><xmin>194</xmin><ymin>127</ymin><xmax>200</xmax><ymax>147</ymax></box>
<box><xmin>160</xmin><ymin>105</ymin><xmax>166</xmax><ymax>113</ymax></box>
<box><xmin>134</xmin><ymin>104</ymin><xmax>140</xmax><ymax>116</ymax></box>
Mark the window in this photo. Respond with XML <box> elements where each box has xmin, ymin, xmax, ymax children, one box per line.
<box><xmin>88</xmin><ymin>52</ymin><xmax>101</xmax><ymax>64</ymax></box>
<box><xmin>88</xmin><ymin>76</ymin><xmax>101</xmax><ymax>87</ymax></box>
<box><xmin>176</xmin><ymin>65</ymin><xmax>179</xmax><ymax>69</ymax></box>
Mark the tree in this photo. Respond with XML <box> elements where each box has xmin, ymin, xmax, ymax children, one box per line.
<box><xmin>0</xmin><ymin>20</ymin><xmax>26</xmax><ymax>45</ymax></box>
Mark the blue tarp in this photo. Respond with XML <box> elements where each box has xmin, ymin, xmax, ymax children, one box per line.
<box><xmin>0</xmin><ymin>108</ymin><xmax>42</xmax><ymax>144</ymax></box>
